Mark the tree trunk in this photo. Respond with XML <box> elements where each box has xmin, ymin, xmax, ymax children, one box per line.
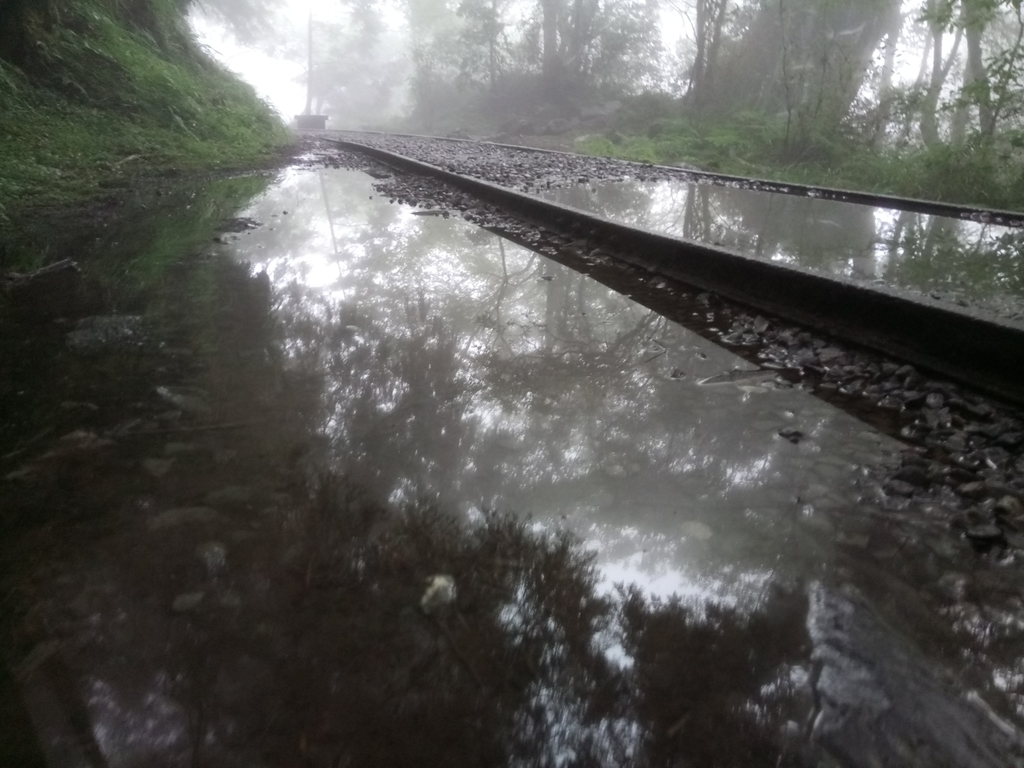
<box><xmin>304</xmin><ymin>9</ymin><xmax>314</xmax><ymax>115</ymax></box>
<box><xmin>689</xmin><ymin>0</ymin><xmax>707</xmax><ymax>104</ymax></box>
<box><xmin>488</xmin><ymin>0</ymin><xmax>498</xmax><ymax>95</ymax></box>
<box><xmin>921</xmin><ymin>3</ymin><xmax>963</xmax><ymax>148</ymax></box>
<box><xmin>541</xmin><ymin>0</ymin><xmax>560</xmax><ymax>96</ymax></box>
<box><xmin>704</xmin><ymin>0</ymin><xmax>728</xmax><ymax>101</ymax></box>
<box><xmin>873</xmin><ymin>8</ymin><xmax>903</xmax><ymax>144</ymax></box>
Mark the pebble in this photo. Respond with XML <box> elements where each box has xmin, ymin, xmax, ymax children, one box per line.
<box><xmin>965</xmin><ymin>524</ymin><xmax>1004</xmax><ymax>543</ymax></box>
<box><xmin>994</xmin><ymin>496</ymin><xmax>1024</xmax><ymax>519</ymax></box>
<box><xmin>956</xmin><ymin>481</ymin><xmax>988</xmax><ymax>499</ymax></box>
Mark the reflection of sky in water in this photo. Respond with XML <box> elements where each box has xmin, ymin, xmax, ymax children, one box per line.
<box><xmin>543</xmin><ymin>180</ymin><xmax>1024</xmax><ymax>317</ymax></box>
<box><xmin>230</xmin><ymin>168</ymin><xmax>903</xmax><ymax>609</ymax></box>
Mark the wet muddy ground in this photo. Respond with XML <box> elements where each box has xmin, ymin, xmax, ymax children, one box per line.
<box><xmin>2</xmin><ymin>141</ymin><xmax>1024</xmax><ymax>767</ymax></box>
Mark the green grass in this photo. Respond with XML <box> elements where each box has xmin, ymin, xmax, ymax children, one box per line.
<box><xmin>578</xmin><ymin>115</ymin><xmax>1024</xmax><ymax>213</ymax></box>
<box><xmin>0</xmin><ymin>0</ymin><xmax>292</xmax><ymax>220</ymax></box>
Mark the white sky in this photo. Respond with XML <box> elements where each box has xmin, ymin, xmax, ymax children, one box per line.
<box><xmin>190</xmin><ymin>0</ymin><xmax>357</xmax><ymax>117</ymax></box>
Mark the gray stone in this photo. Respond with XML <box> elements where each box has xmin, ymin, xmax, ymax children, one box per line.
<box><xmin>995</xmin><ymin>496</ymin><xmax>1024</xmax><ymax>518</ymax></box>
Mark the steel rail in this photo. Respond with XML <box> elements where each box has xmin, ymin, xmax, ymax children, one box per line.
<box><xmin>322</xmin><ymin>128</ymin><xmax>1024</xmax><ymax>228</ymax></box>
<box><xmin>329</xmin><ymin>136</ymin><xmax>1024</xmax><ymax>406</ymax></box>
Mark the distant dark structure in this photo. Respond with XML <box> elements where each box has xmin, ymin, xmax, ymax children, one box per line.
<box><xmin>295</xmin><ymin>9</ymin><xmax>327</xmax><ymax>132</ymax></box>
<box><xmin>295</xmin><ymin>114</ymin><xmax>327</xmax><ymax>130</ymax></box>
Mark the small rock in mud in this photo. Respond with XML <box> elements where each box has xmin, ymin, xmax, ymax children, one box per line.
<box><xmin>4</xmin><ymin>465</ymin><xmax>39</xmax><ymax>482</ymax></box>
<box><xmin>778</xmin><ymin>427</ymin><xmax>804</xmax><ymax>444</ymax></box>
<box><xmin>994</xmin><ymin>495</ymin><xmax>1024</xmax><ymax>519</ymax></box>
<box><xmin>42</xmin><ymin>430</ymin><xmax>114</xmax><ymax>458</ymax></box>
<box><xmin>155</xmin><ymin>385</ymin><xmax>210</xmax><ymax>415</ymax></box>
<box><xmin>883</xmin><ymin>479</ymin><xmax>917</xmax><ymax>498</ymax></box>
<box><xmin>172</xmin><ymin>592</ymin><xmax>205</xmax><ymax>613</ymax></box>
<box><xmin>217</xmin><ymin>216</ymin><xmax>261</xmax><ymax>233</ymax></box>
<box><xmin>148</xmin><ymin>506</ymin><xmax>222</xmax><ymax>531</ymax></box>
<box><xmin>965</xmin><ymin>524</ymin><xmax>1004</xmax><ymax>543</ymax></box>
<box><xmin>67</xmin><ymin>315</ymin><xmax>143</xmax><ymax>352</ymax></box>
<box><xmin>420</xmin><ymin>575</ymin><xmax>456</xmax><ymax>615</ymax></box>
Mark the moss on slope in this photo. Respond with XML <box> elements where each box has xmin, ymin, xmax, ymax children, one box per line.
<box><xmin>0</xmin><ymin>0</ymin><xmax>291</xmax><ymax>219</ymax></box>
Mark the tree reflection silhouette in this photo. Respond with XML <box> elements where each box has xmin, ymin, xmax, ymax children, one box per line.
<box><xmin>134</xmin><ymin>479</ymin><xmax>806</xmax><ymax>767</ymax></box>
<box><xmin>546</xmin><ymin>179</ymin><xmax>1024</xmax><ymax>313</ymax></box>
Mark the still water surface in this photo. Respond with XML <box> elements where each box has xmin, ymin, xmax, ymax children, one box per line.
<box><xmin>544</xmin><ymin>179</ymin><xmax>1024</xmax><ymax>322</ymax></box>
<box><xmin>2</xmin><ymin>166</ymin><xmax>1023</xmax><ymax>767</ymax></box>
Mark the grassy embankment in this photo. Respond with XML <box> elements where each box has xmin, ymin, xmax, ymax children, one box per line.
<box><xmin>577</xmin><ymin>108</ymin><xmax>1024</xmax><ymax>213</ymax></box>
<box><xmin>0</xmin><ymin>0</ymin><xmax>291</xmax><ymax>222</ymax></box>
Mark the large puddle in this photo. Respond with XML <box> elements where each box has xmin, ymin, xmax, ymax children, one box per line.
<box><xmin>2</xmin><ymin>166</ymin><xmax>1024</xmax><ymax>766</ymax></box>
<box><xmin>543</xmin><ymin>179</ymin><xmax>1024</xmax><ymax>323</ymax></box>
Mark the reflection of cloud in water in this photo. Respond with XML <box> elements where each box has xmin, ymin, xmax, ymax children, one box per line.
<box><xmin>225</xmin><ymin>167</ymin><xmax>901</xmax><ymax>613</ymax></box>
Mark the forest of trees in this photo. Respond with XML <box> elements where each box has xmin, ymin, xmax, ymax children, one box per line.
<box><xmin>193</xmin><ymin>0</ymin><xmax>1024</xmax><ymax>208</ymax></box>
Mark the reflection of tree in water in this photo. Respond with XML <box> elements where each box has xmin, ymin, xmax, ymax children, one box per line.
<box><xmin>249</xmin><ymin>187</ymin><xmax>824</xmax><ymax>596</ymax></box>
<box><xmin>552</xmin><ymin>179</ymin><xmax>1024</xmax><ymax>307</ymax></box>
<box><xmin>117</xmin><ymin>475</ymin><xmax>806</xmax><ymax>766</ymax></box>
<box><xmin>618</xmin><ymin>584</ymin><xmax>808</xmax><ymax>767</ymax></box>
<box><xmin>884</xmin><ymin>213</ymin><xmax>1024</xmax><ymax>302</ymax></box>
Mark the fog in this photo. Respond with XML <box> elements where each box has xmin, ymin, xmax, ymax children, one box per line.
<box><xmin>188</xmin><ymin>0</ymin><xmax>1024</xmax><ymax>169</ymax></box>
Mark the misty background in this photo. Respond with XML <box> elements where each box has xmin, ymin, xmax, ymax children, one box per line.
<box><xmin>191</xmin><ymin>0</ymin><xmax>1024</xmax><ymax>172</ymax></box>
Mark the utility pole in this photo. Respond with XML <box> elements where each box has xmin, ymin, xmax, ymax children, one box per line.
<box><xmin>304</xmin><ymin>6</ymin><xmax>313</xmax><ymax>115</ymax></box>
